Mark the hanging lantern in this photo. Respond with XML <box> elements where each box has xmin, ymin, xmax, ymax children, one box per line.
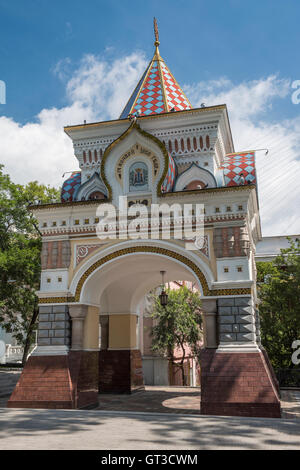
<box><xmin>159</xmin><ymin>270</ymin><xmax>168</xmax><ymax>307</ymax></box>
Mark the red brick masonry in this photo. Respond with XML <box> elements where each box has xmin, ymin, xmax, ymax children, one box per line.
<box><xmin>99</xmin><ymin>349</ymin><xmax>145</xmax><ymax>393</ymax></box>
<box><xmin>200</xmin><ymin>349</ymin><xmax>281</xmax><ymax>418</ymax></box>
<box><xmin>7</xmin><ymin>351</ymin><xmax>99</xmax><ymax>409</ymax></box>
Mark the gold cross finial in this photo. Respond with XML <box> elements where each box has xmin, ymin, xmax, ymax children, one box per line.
<box><xmin>153</xmin><ymin>17</ymin><xmax>160</xmax><ymax>47</ymax></box>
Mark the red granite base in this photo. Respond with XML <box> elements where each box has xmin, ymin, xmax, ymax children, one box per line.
<box><xmin>200</xmin><ymin>349</ymin><xmax>281</xmax><ymax>418</ymax></box>
<box><xmin>99</xmin><ymin>349</ymin><xmax>145</xmax><ymax>393</ymax></box>
<box><xmin>69</xmin><ymin>350</ymin><xmax>99</xmax><ymax>408</ymax></box>
<box><xmin>7</xmin><ymin>351</ymin><xmax>99</xmax><ymax>409</ymax></box>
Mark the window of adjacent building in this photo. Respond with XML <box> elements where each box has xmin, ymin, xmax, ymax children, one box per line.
<box><xmin>215</xmin><ymin>207</ymin><xmax>220</xmax><ymax>213</ymax></box>
<box><xmin>237</xmin><ymin>266</ymin><xmax>243</xmax><ymax>272</ymax></box>
<box><xmin>84</xmin><ymin>219</ymin><xmax>89</xmax><ymax>225</ymax></box>
<box><xmin>238</xmin><ymin>205</ymin><xmax>243</xmax><ymax>211</ymax></box>
<box><xmin>226</xmin><ymin>206</ymin><xmax>231</xmax><ymax>212</ymax></box>
<box><xmin>74</xmin><ymin>219</ymin><xmax>80</xmax><ymax>225</ymax></box>
<box><xmin>224</xmin><ymin>267</ymin><xmax>229</xmax><ymax>273</ymax></box>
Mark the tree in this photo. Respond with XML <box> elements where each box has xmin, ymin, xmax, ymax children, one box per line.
<box><xmin>151</xmin><ymin>285</ymin><xmax>202</xmax><ymax>385</ymax></box>
<box><xmin>257</xmin><ymin>237</ymin><xmax>300</xmax><ymax>371</ymax></box>
<box><xmin>0</xmin><ymin>165</ymin><xmax>60</xmax><ymax>364</ymax></box>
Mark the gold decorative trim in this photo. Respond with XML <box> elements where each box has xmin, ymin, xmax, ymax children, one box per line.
<box><xmin>38</xmin><ymin>296</ymin><xmax>75</xmax><ymax>304</ymax></box>
<box><xmin>73</xmin><ymin>245</ymin><xmax>251</xmax><ymax>301</ymax></box>
<box><xmin>100</xmin><ymin>121</ymin><xmax>169</xmax><ymax>201</ymax></box>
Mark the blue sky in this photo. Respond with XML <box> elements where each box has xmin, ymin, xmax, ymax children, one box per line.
<box><xmin>1</xmin><ymin>0</ymin><xmax>300</xmax><ymax>123</ymax></box>
<box><xmin>0</xmin><ymin>0</ymin><xmax>299</xmax><ymax>236</ymax></box>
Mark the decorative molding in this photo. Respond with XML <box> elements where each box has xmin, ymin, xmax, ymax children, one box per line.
<box><xmin>174</xmin><ymin>164</ymin><xmax>217</xmax><ymax>191</ymax></box>
<box><xmin>73</xmin><ymin>245</ymin><xmax>251</xmax><ymax>301</ymax></box>
<box><xmin>100</xmin><ymin>121</ymin><xmax>170</xmax><ymax>201</ymax></box>
<box><xmin>76</xmin><ymin>244</ymin><xmax>100</xmax><ymax>266</ymax></box>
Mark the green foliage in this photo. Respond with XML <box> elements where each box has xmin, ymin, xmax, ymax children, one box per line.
<box><xmin>0</xmin><ymin>164</ymin><xmax>60</xmax><ymax>362</ymax></box>
<box><xmin>151</xmin><ymin>285</ymin><xmax>202</xmax><ymax>362</ymax></box>
<box><xmin>258</xmin><ymin>237</ymin><xmax>300</xmax><ymax>370</ymax></box>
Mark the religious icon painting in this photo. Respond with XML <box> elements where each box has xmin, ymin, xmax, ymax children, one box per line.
<box><xmin>129</xmin><ymin>161</ymin><xmax>149</xmax><ymax>192</ymax></box>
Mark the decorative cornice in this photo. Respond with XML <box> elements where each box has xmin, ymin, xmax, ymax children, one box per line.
<box><xmin>163</xmin><ymin>184</ymin><xmax>256</xmax><ymax>197</ymax></box>
<box><xmin>63</xmin><ymin>105</ymin><xmax>228</xmax><ymax>133</ymax></box>
<box><xmin>29</xmin><ymin>184</ymin><xmax>255</xmax><ymax>212</ymax></box>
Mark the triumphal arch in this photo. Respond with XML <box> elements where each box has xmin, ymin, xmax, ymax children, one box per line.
<box><xmin>8</xmin><ymin>28</ymin><xmax>280</xmax><ymax>418</ymax></box>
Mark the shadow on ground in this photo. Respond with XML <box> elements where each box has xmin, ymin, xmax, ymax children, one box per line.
<box><xmin>0</xmin><ymin>407</ymin><xmax>300</xmax><ymax>450</ymax></box>
<box><xmin>97</xmin><ymin>386</ymin><xmax>201</xmax><ymax>414</ymax></box>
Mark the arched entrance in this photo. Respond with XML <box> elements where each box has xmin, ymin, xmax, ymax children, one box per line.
<box><xmin>68</xmin><ymin>242</ymin><xmax>211</xmax><ymax>396</ymax></box>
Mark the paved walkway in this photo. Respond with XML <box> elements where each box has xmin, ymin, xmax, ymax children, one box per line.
<box><xmin>1</xmin><ymin>370</ymin><xmax>300</xmax><ymax>449</ymax></box>
<box><xmin>281</xmin><ymin>390</ymin><xmax>300</xmax><ymax>419</ymax></box>
<box><xmin>1</xmin><ymin>371</ymin><xmax>300</xmax><ymax>417</ymax></box>
<box><xmin>0</xmin><ymin>408</ymin><xmax>300</xmax><ymax>449</ymax></box>
<box><xmin>97</xmin><ymin>386</ymin><xmax>201</xmax><ymax>414</ymax></box>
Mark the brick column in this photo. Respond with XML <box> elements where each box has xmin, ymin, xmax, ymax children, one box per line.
<box><xmin>8</xmin><ymin>304</ymin><xmax>73</xmax><ymax>409</ymax></box>
<box><xmin>8</xmin><ymin>303</ymin><xmax>99</xmax><ymax>410</ymax></box>
<box><xmin>200</xmin><ymin>296</ymin><xmax>281</xmax><ymax>418</ymax></box>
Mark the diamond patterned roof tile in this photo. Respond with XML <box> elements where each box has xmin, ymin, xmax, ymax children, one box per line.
<box><xmin>120</xmin><ymin>45</ymin><xmax>192</xmax><ymax>119</ymax></box>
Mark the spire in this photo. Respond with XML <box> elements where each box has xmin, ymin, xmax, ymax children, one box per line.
<box><xmin>153</xmin><ymin>17</ymin><xmax>160</xmax><ymax>53</ymax></box>
<box><xmin>119</xmin><ymin>19</ymin><xmax>192</xmax><ymax>119</ymax></box>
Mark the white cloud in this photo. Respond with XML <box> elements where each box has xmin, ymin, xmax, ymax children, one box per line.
<box><xmin>0</xmin><ymin>52</ymin><xmax>147</xmax><ymax>187</ymax></box>
<box><xmin>0</xmin><ymin>53</ymin><xmax>299</xmax><ymax>236</ymax></box>
<box><xmin>186</xmin><ymin>75</ymin><xmax>300</xmax><ymax>236</ymax></box>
